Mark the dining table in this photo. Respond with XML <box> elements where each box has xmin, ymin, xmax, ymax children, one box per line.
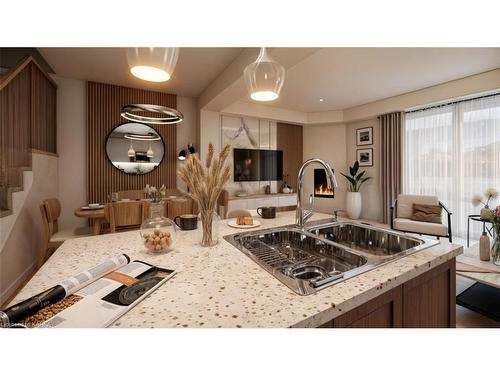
<box><xmin>74</xmin><ymin>207</ymin><xmax>106</xmax><ymax>235</ymax></box>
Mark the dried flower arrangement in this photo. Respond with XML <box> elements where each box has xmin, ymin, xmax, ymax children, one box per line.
<box><xmin>472</xmin><ymin>188</ymin><xmax>499</xmax><ymax>208</ymax></box>
<box><xmin>144</xmin><ymin>184</ymin><xmax>167</xmax><ymax>203</ymax></box>
<box><xmin>178</xmin><ymin>143</ymin><xmax>231</xmax><ymax>246</ymax></box>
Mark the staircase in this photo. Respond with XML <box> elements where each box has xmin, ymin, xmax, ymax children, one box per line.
<box><xmin>0</xmin><ymin>55</ymin><xmax>57</xmax><ymax>219</ymax></box>
<box><xmin>0</xmin><ymin>166</ymin><xmax>32</xmax><ymax>218</ymax></box>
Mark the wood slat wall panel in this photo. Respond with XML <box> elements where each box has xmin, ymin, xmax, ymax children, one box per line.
<box><xmin>86</xmin><ymin>81</ymin><xmax>177</xmax><ymax>205</ymax></box>
<box><xmin>277</xmin><ymin>122</ymin><xmax>303</xmax><ymax>191</ymax></box>
<box><xmin>30</xmin><ymin>63</ymin><xmax>57</xmax><ymax>154</ymax></box>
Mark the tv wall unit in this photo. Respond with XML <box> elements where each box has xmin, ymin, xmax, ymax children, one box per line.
<box><xmin>228</xmin><ymin>193</ymin><xmax>297</xmax><ymax>212</ymax></box>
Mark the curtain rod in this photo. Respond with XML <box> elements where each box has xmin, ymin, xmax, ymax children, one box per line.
<box><xmin>405</xmin><ymin>91</ymin><xmax>500</xmax><ymax>114</ymax></box>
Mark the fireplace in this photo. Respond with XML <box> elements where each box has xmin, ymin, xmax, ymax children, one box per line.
<box><xmin>314</xmin><ymin>169</ymin><xmax>334</xmax><ymax>198</ymax></box>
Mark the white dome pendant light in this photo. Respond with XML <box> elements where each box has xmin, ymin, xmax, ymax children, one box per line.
<box><xmin>243</xmin><ymin>47</ymin><xmax>285</xmax><ymax>101</ymax></box>
<box><xmin>147</xmin><ymin>142</ymin><xmax>154</xmax><ymax>158</ymax></box>
<box><xmin>127</xmin><ymin>48</ymin><xmax>180</xmax><ymax>82</ymax></box>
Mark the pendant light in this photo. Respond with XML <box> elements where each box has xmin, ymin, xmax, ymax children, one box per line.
<box><xmin>121</xmin><ymin>104</ymin><xmax>183</xmax><ymax>125</ymax></box>
<box><xmin>127</xmin><ymin>47</ymin><xmax>179</xmax><ymax>82</ymax></box>
<box><xmin>147</xmin><ymin>142</ymin><xmax>154</xmax><ymax>158</ymax></box>
<box><xmin>127</xmin><ymin>140</ymin><xmax>135</xmax><ymax>158</ymax></box>
<box><xmin>243</xmin><ymin>47</ymin><xmax>285</xmax><ymax>101</ymax></box>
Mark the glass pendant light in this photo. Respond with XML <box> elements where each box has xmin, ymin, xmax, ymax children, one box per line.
<box><xmin>147</xmin><ymin>142</ymin><xmax>154</xmax><ymax>158</ymax></box>
<box><xmin>243</xmin><ymin>47</ymin><xmax>285</xmax><ymax>101</ymax></box>
<box><xmin>127</xmin><ymin>140</ymin><xmax>135</xmax><ymax>157</ymax></box>
<box><xmin>127</xmin><ymin>48</ymin><xmax>180</xmax><ymax>82</ymax></box>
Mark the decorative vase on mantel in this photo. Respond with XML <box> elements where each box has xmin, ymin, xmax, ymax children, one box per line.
<box><xmin>346</xmin><ymin>192</ymin><xmax>362</xmax><ymax>220</ymax></box>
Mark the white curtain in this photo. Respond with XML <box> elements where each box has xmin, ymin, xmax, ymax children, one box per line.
<box><xmin>403</xmin><ymin>94</ymin><xmax>500</xmax><ymax>239</ymax></box>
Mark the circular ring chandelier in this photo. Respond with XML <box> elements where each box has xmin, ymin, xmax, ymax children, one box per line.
<box><xmin>120</xmin><ymin>104</ymin><xmax>184</xmax><ymax>125</ymax></box>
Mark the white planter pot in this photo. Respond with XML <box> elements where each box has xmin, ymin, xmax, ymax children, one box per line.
<box><xmin>346</xmin><ymin>192</ymin><xmax>362</xmax><ymax>219</ymax></box>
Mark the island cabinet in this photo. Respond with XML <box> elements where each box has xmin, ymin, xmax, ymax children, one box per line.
<box><xmin>319</xmin><ymin>259</ymin><xmax>456</xmax><ymax>328</ymax></box>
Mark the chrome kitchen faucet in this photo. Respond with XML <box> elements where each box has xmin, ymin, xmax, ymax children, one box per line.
<box><xmin>296</xmin><ymin>158</ymin><xmax>338</xmax><ymax>228</ymax></box>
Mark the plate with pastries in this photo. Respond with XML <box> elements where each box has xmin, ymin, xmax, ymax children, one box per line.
<box><xmin>227</xmin><ymin>216</ymin><xmax>261</xmax><ymax>229</ymax></box>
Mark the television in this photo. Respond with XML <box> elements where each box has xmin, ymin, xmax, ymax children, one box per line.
<box><xmin>233</xmin><ymin>148</ymin><xmax>283</xmax><ymax>182</ymax></box>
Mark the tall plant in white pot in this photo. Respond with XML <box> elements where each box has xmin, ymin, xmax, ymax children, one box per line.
<box><xmin>341</xmin><ymin>161</ymin><xmax>372</xmax><ymax>219</ymax></box>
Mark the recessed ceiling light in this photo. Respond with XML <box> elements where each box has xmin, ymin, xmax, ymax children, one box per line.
<box><xmin>319</xmin><ymin>98</ymin><xmax>324</xmax><ymax>102</ymax></box>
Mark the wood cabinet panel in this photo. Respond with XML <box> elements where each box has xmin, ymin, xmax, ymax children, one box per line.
<box><xmin>319</xmin><ymin>259</ymin><xmax>456</xmax><ymax>328</ymax></box>
<box><xmin>333</xmin><ymin>285</ymin><xmax>402</xmax><ymax>328</ymax></box>
<box><xmin>403</xmin><ymin>259</ymin><xmax>456</xmax><ymax>328</ymax></box>
<box><xmin>277</xmin><ymin>123</ymin><xmax>303</xmax><ymax>191</ymax></box>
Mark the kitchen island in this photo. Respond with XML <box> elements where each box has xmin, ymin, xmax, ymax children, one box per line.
<box><xmin>11</xmin><ymin>211</ymin><xmax>463</xmax><ymax>328</ymax></box>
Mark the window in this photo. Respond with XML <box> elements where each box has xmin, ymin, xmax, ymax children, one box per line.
<box><xmin>404</xmin><ymin>94</ymin><xmax>500</xmax><ymax>238</ymax></box>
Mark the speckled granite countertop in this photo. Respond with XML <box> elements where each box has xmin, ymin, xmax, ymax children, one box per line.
<box><xmin>12</xmin><ymin>212</ymin><xmax>463</xmax><ymax>328</ymax></box>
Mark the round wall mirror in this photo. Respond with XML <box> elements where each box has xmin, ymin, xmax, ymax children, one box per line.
<box><xmin>105</xmin><ymin>122</ymin><xmax>164</xmax><ymax>175</ymax></box>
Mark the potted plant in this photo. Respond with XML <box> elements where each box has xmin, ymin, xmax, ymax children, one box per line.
<box><xmin>340</xmin><ymin>161</ymin><xmax>372</xmax><ymax>219</ymax></box>
<box><xmin>472</xmin><ymin>188</ymin><xmax>499</xmax><ymax>219</ymax></box>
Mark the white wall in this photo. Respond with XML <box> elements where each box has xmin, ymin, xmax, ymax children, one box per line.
<box><xmin>302</xmin><ymin>123</ymin><xmax>347</xmax><ymax>215</ymax></box>
<box><xmin>176</xmin><ymin>96</ymin><xmax>198</xmax><ymax>190</ymax></box>
<box><xmin>346</xmin><ymin>119</ymin><xmax>382</xmax><ymax>221</ymax></box>
<box><xmin>54</xmin><ymin>76</ymin><xmax>87</xmax><ymax>230</ymax></box>
<box><xmin>0</xmin><ymin>153</ymin><xmax>59</xmax><ymax>305</ymax></box>
<box><xmin>302</xmin><ymin>120</ymin><xmax>381</xmax><ymax>221</ymax></box>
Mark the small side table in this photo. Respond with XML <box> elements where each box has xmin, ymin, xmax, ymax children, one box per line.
<box><xmin>467</xmin><ymin>214</ymin><xmax>493</xmax><ymax>247</ymax></box>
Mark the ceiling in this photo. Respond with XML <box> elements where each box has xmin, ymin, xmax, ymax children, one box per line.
<box><xmin>38</xmin><ymin>47</ymin><xmax>500</xmax><ymax>112</ymax></box>
<box><xmin>248</xmin><ymin>48</ymin><xmax>500</xmax><ymax>112</ymax></box>
<box><xmin>38</xmin><ymin>47</ymin><xmax>243</xmax><ymax>97</ymax></box>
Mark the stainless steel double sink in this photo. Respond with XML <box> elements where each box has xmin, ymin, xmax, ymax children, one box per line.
<box><xmin>224</xmin><ymin>220</ymin><xmax>437</xmax><ymax>295</ymax></box>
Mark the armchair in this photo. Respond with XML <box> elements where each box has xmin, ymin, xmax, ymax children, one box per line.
<box><xmin>390</xmin><ymin>194</ymin><xmax>453</xmax><ymax>242</ymax></box>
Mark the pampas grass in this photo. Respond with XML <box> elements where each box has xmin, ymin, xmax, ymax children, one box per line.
<box><xmin>178</xmin><ymin>143</ymin><xmax>231</xmax><ymax>246</ymax></box>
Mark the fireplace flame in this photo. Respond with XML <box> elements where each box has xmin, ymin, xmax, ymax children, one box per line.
<box><xmin>315</xmin><ymin>184</ymin><xmax>334</xmax><ymax>196</ymax></box>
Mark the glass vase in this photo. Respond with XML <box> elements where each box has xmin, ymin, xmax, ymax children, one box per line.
<box><xmin>140</xmin><ymin>202</ymin><xmax>176</xmax><ymax>252</ymax></box>
<box><xmin>198</xmin><ymin>209</ymin><xmax>220</xmax><ymax>247</ymax></box>
<box><xmin>491</xmin><ymin>235</ymin><xmax>500</xmax><ymax>266</ymax></box>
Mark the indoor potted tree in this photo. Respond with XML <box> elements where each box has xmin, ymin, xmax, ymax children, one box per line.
<box><xmin>340</xmin><ymin>161</ymin><xmax>372</xmax><ymax>219</ymax></box>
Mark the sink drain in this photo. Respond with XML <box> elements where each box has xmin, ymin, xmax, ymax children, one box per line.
<box><xmin>291</xmin><ymin>266</ymin><xmax>326</xmax><ymax>280</ymax></box>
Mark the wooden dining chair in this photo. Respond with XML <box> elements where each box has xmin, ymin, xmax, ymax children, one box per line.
<box><xmin>217</xmin><ymin>190</ymin><xmax>229</xmax><ymax>219</ymax></box>
<box><xmin>104</xmin><ymin>201</ymin><xmax>148</xmax><ymax>233</ymax></box>
<box><xmin>114</xmin><ymin>189</ymin><xmax>146</xmax><ymax>201</ymax></box>
<box><xmin>166</xmin><ymin>197</ymin><xmax>196</xmax><ymax>219</ymax></box>
<box><xmin>39</xmin><ymin>198</ymin><xmax>92</xmax><ymax>268</ymax></box>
